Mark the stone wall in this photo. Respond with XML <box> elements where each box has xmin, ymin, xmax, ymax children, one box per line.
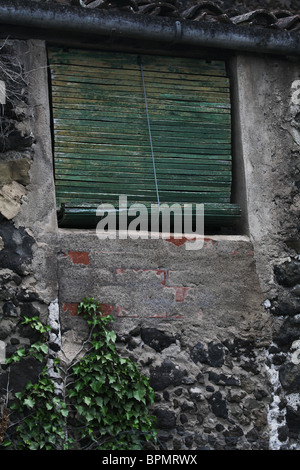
<box><xmin>57</xmin><ymin>232</ymin><xmax>271</xmax><ymax>450</ymax></box>
<box><xmin>0</xmin><ymin>39</ymin><xmax>300</xmax><ymax>450</ymax></box>
<box><xmin>0</xmin><ymin>39</ymin><xmax>58</xmax><ymax>402</ymax></box>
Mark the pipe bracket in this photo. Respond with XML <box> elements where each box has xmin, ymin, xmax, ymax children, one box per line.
<box><xmin>170</xmin><ymin>20</ymin><xmax>182</xmax><ymax>45</ymax></box>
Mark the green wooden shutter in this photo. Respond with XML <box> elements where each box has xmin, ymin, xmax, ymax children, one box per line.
<box><xmin>48</xmin><ymin>48</ymin><xmax>240</xmax><ymax>228</ymax></box>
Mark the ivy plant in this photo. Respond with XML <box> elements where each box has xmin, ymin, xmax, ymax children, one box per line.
<box><xmin>2</xmin><ymin>298</ymin><xmax>157</xmax><ymax>450</ymax></box>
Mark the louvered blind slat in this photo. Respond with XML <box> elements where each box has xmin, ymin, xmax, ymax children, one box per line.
<box><xmin>48</xmin><ymin>48</ymin><xmax>240</xmax><ymax>227</ymax></box>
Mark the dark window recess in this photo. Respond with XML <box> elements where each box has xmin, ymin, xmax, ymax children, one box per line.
<box><xmin>48</xmin><ymin>47</ymin><xmax>240</xmax><ymax>229</ymax></box>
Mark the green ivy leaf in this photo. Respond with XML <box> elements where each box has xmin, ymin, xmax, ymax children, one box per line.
<box><xmin>29</xmin><ymin>442</ymin><xmax>39</xmax><ymax>450</ymax></box>
<box><xmin>74</xmin><ymin>381</ymin><xmax>84</xmax><ymax>392</ymax></box>
<box><xmin>95</xmin><ymin>396</ymin><xmax>103</xmax><ymax>407</ymax></box>
<box><xmin>104</xmin><ymin>353</ymin><xmax>113</xmax><ymax>361</ymax></box>
<box><xmin>85</xmin><ymin>411</ymin><xmax>94</xmax><ymax>422</ymax></box>
<box><xmin>133</xmin><ymin>384</ymin><xmax>146</xmax><ymax>403</ymax></box>
<box><xmin>33</xmin><ymin>352</ymin><xmax>44</xmax><ymax>362</ymax></box>
<box><xmin>16</xmin><ymin>347</ymin><xmax>26</xmax><ymax>357</ymax></box>
<box><xmin>77</xmin><ymin>405</ymin><xmax>85</xmax><ymax>416</ymax></box>
<box><xmin>23</xmin><ymin>397</ymin><xmax>35</xmax><ymax>409</ymax></box>
<box><xmin>40</xmin><ymin>344</ymin><xmax>49</xmax><ymax>354</ymax></box>
<box><xmin>83</xmin><ymin>396</ymin><xmax>92</xmax><ymax>406</ymax></box>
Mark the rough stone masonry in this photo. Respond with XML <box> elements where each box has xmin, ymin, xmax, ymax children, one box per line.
<box><xmin>0</xmin><ymin>39</ymin><xmax>300</xmax><ymax>450</ymax></box>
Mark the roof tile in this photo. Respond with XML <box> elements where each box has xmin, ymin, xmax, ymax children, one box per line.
<box><xmin>31</xmin><ymin>0</ymin><xmax>300</xmax><ymax>32</ymax></box>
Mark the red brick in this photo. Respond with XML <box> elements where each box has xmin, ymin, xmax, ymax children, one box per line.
<box><xmin>168</xmin><ymin>313</ymin><xmax>184</xmax><ymax>319</ymax></box>
<box><xmin>149</xmin><ymin>269</ymin><xmax>165</xmax><ymax>285</ymax></box>
<box><xmin>149</xmin><ymin>311</ymin><xmax>167</xmax><ymax>318</ymax></box>
<box><xmin>68</xmin><ymin>251</ymin><xmax>90</xmax><ymax>265</ymax></box>
<box><xmin>99</xmin><ymin>303</ymin><xmax>114</xmax><ymax>316</ymax></box>
<box><xmin>175</xmin><ymin>287</ymin><xmax>194</xmax><ymax>302</ymax></box>
<box><xmin>115</xmin><ymin>268</ymin><xmax>124</xmax><ymax>275</ymax></box>
<box><xmin>62</xmin><ymin>302</ymin><xmax>113</xmax><ymax>317</ymax></box>
<box><xmin>163</xmin><ymin>286</ymin><xmax>195</xmax><ymax>302</ymax></box>
<box><xmin>165</xmin><ymin>236</ymin><xmax>195</xmax><ymax>246</ymax></box>
<box><xmin>165</xmin><ymin>236</ymin><xmax>215</xmax><ymax>248</ymax></box>
<box><xmin>204</xmin><ymin>238</ymin><xmax>216</xmax><ymax>247</ymax></box>
<box><xmin>140</xmin><ymin>269</ymin><xmax>166</xmax><ymax>285</ymax></box>
<box><xmin>62</xmin><ymin>302</ymin><xmax>79</xmax><ymax>316</ymax></box>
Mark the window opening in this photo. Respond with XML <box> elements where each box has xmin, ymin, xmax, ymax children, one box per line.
<box><xmin>47</xmin><ymin>47</ymin><xmax>241</xmax><ymax>230</ymax></box>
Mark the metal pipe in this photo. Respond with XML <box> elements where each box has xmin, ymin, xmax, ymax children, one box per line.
<box><xmin>0</xmin><ymin>0</ymin><xmax>299</xmax><ymax>56</ymax></box>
